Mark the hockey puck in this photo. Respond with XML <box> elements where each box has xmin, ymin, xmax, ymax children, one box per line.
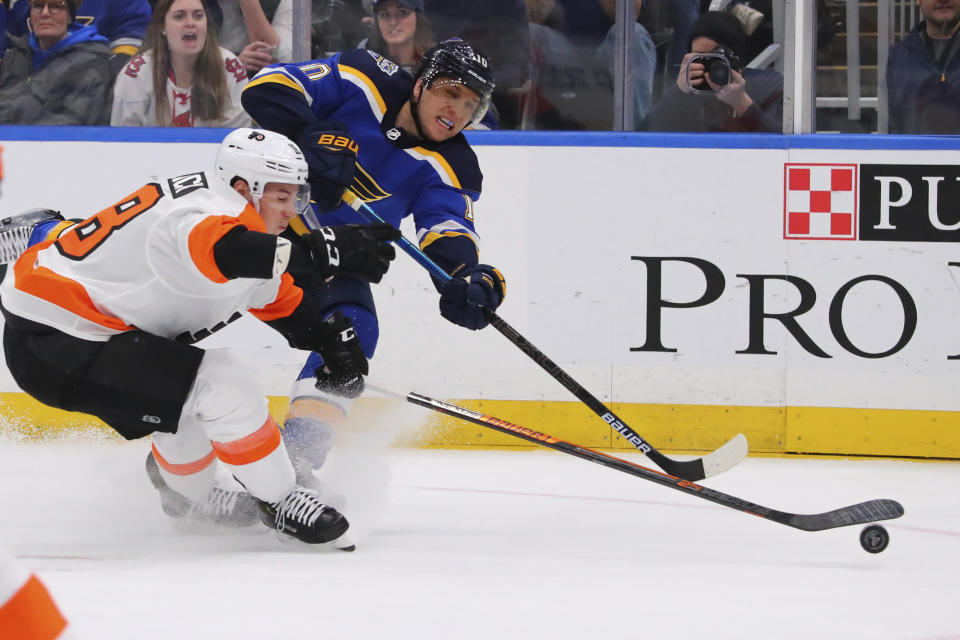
<box><xmin>859</xmin><ymin>524</ymin><xmax>889</xmax><ymax>553</ymax></box>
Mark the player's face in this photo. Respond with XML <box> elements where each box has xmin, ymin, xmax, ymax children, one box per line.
<box><xmin>29</xmin><ymin>1</ymin><xmax>70</xmax><ymax>49</ymax></box>
<box><xmin>258</xmin><ymin>182</ymin><xmax>302</xmax><ymax>235</ymax></box>
<box><xmin>415</xmin><ymin>78</ymin><xmax>480</xmax><ymax>142</ymax></box>
<box><xmin>164</xmin><ymin>0</ymin><xmax>208</xmax><ymax>59</ymax></box>
<box><xmin>376</xmin><ymin>1</ymin><xmax>417</xmax><ymax>47</ymax></box>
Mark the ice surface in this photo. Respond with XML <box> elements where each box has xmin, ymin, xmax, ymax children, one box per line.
<box><xmin>0</xmin><ymin>434</ymin><xmax>957</xmax><ymax>639</ymax></box>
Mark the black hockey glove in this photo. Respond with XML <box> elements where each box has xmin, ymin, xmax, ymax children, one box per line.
<box><xmin>439</xmin><ymin>264</ymin><xmax>506</xmax><ymax>330</ymax></box>
<box><xmin>300</xmin><ymin>223</ymin><xmax>400</xmax><ymax>283</ymax></box>
<box><xmin>314</xmin><ymin>311</ymin><xmax>368</xmax><ymax>399</ymax></box>
<box><xmin>297</xmin><ymin>122</ymin><xmax>358</xmax><ymax>211</ymax></box>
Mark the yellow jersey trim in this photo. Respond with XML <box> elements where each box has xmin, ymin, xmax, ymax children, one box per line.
<box><xmin>407</xmin><ymin>147</ymin><xmax>462</xmax><ymax>190</ymax></box>
<box><xmin>245</xmin><ymin>71</ymin><xmax>307</xmax><ymax>97</ymax></box>
<box><xmin>289</xmin><ymin>216</ymin><xmax>310</xmax><ymax>236</ymax></box>
<box><xmin>111</xmin><ymin>44</ymin><xmax>139</xmax><ymax>57</ymax></box>
<box><xmin>338</xmin><ymin>64</ymin><xmax>387</xmax><ymax>117</ymax></box>
<box><xmin>419</xmin><ymin>231</ymin><xmax>479</xmax><ymax>261</ymax></box>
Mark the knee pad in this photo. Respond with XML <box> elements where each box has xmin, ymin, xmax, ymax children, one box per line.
<box><xmin>186</xmin><ymin>349</ymin><xmax>268</xmax><ymax>441</ymax></box>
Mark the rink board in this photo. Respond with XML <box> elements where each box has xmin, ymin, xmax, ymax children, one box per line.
<box><xmin>0</xmin><ymin>128</ymin><xmax>959</xmax><ymax>459</ymax></box>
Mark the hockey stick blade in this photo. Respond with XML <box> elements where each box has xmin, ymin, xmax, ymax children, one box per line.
<box><xmin>483</xmin><ymin>309</ymin><xmax>748</xmax><ymax>481</ymax></box>
<box><xmin>343</xmin><ymin>191</ymin><xmax>747</xmax><ymax>482</ymax></box>
<box><xmin>407</xmin><ymin>392</ymin><xmax>904</xmax><ymax>533</ymax></box>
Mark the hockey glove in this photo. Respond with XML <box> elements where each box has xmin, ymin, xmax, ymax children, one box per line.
<box><xmin>314</xmin><ymin>311</ymin><xmax>368</xmax><ymax>399</ymax></box>
<box><xmin>439</xmin><ymin>264</ymin><xmax>506</xmax><ymax>330</ymax></box>
<box><xmin>301</xmin><ymin>223</ymin><xmax>400</xmax><ymax>283</ymax></box>
<box><xmin>297</xmin><ymin>122</ymin><xmax>358</xmax><ymax>211</ymax></box>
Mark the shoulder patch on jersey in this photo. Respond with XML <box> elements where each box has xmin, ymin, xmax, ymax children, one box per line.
<box><xmin>168</xmin><ymin>172</ymin><xmax>209</xmax><ymax>199</ymax></box>
<box><xmin>366</xmin><ymin>50</ymin><xmax>400</xmax><ymax>76</ymax></box>
<box><xmin>337</xmin><ymin>49</ymin><xmax>412</xmax><ymax>109</ymax></box>
<box><xmin>124</xmin><ymin>54</ymin><xmax>148</xmax><ymax>78</ymax></box>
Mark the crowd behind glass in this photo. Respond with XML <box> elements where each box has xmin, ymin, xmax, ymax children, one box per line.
<box><xmin>0</xmin><ymin>0</ymin><xmax>954</xmax><ymax>135</ymax></box>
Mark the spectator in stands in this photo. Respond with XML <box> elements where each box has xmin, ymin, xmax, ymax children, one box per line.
<box><xmin>365</xmin><ymin>0</ymin><xmax>433</xmax><ymax>75</ymax></box>
<box><xmin>663</xmin><ymin>0</ymin><xmax>700</xmax><ymax>77</ymax></box>
<box><xmin>0</xmin><ymin>0</ymin><xmax>112</xmax><ymax>125</ymax></box>
<box><xmin>111</xmin><ymin>0</ymin><xmax>251</xmax><ymax>127</ymax></box>
<box><xmin>5</xmin><ymin>0</ymin><xmax>151</xmax><ymax>75</ymax></box>
<box><xmin>727</xmin><ymin>1</ymin><xmax>763</xmax><ymax>37</ymax></box>
<box><xmin>211</xmin><ymin>0</ymin><xmax>292</xmax><ymax>76</ymax></box>
<box><xmin>424</xmin><ymin>0</ymin><xmax>531</xmax><ymax>129</ymax></box>
<box><xmin>887</xmin><ymin>0</ymin><xmax>960</xmax><ymax>134</ymax></box>
<box><xmin>312</xmin><ymin>0</ymin><xmax>369</xmax><ymax>59</ymax></box>
<box><xmin>0</xmin><ymin>2</ymin><xmax>9</xmax><ymax>62</ymax></box>
<box><xmin>642</xmin><ymin>11</ymin><xmax>781</xmax><ymax>132</ymax></box>
<box><xmin>526</xmin><ymin>0</ymin><xmax>655</xmax><ymax>129</ymax></box>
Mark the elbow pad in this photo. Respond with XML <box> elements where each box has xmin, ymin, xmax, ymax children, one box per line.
<box><xmin>213</xmin><ymin>227</ymin><xmax>291</xmax><ymax>279</ymax></box>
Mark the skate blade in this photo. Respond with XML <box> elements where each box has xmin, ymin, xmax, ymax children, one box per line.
<box><xmin>330</xmin><ymin>533</ymin><xmax>356</xmax><ymax>552</ymax></box>
<box><xmin>267</xmin><ymin>529</ymin><xmax>357</xmax><ymax>552</ymax></box>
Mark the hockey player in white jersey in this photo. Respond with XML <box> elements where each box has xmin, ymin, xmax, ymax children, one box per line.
<box><xmin>0</xmin><ymin>128</ymin><xmax>399</xmax><ymax>547</ymax></box>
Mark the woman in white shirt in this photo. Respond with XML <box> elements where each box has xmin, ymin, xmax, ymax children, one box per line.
<box><xmin>111</xmin><ymin>0</ymin><xmax>251</xmax><ymax>127</ymax></box>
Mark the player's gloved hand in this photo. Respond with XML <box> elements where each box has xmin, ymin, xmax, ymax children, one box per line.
<box><xmin>297</xmin><ymin>122</ymin><xmax>358</xmax><ymax>211</ymax></box>
<box><xmin>314</xmin><ymin>311</ymin><xmax>368</xmax><ymax>399</ymax></box>
<box><xmin>301</xmin><ymin>223</ymin><xmax>400</xmax><ymax>283</ymax></box>
<box><xmin>438</xmin><ymin>264</ymin><xmax>506</xmax><ymax>330</ymax></box>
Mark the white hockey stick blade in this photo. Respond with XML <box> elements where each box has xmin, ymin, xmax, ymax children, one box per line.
<box><xmin>699</xmin><ymin>433</ymin><xmax>749</xmax><ymax>478</ymax></box>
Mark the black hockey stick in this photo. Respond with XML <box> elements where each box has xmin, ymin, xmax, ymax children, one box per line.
<box><xmin>343</xmin><ymin>192</ymin><xmax>747</xmax><ymax>482</ymax></box>
<box><xmin>407</xmin><ymin>392</ymin><xmax>905</xmax><ymax>532</ymax></box>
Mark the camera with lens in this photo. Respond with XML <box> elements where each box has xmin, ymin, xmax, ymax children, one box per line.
<box><xmin>686</xmin><ymin>46</ymin><xmax>742</xmax><ymax>94</ymax></box>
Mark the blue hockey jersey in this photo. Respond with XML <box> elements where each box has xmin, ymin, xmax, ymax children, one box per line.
<box><xmin>6</xmin><ymin>0</ymin><xmax>150</xmax><ymax>57</ymax></box>
<box><xmin>241</xmin><ymin>48</ymin><xmax>485</xmax><ymax>275</ymax></box>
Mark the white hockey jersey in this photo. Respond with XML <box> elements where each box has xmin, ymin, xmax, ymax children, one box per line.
<box><xmin>110</xmin><ymin>47</ymin><xmax>252</xmax><ymax>127</ymax></box>
<box><xmin>0</xmin><ymin>172</ymin><xmax>302</xmax><ymax>342</ymax></box>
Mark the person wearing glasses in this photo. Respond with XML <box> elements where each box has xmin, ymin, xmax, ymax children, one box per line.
<box><xmin>364</xmin><ymin>0</ymin><xmax>434</xmax><ymax>76</ymax></box>
<box><xmin>111</xmin><ymin>0</ymin><xmax>252</xmax><ymax>127</ymax></box>
<box><xmin>3</xmin><ymin>0</ymin><xmax>152</xmax><ymax>76</ymax></box>
<box><xmin>0</xmin><ymin>0</ymin><xmax>112</xmax><ymax>125</ymax></box>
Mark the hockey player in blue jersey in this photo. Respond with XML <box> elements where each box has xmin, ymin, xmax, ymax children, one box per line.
<box><xmin>241</xmin><ymin>38</ymin><xmax>507</xmax><ymax>488</ymax></box>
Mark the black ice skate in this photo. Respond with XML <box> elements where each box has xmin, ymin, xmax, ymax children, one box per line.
<box><xmin>145</xmin><ymin>451</ymin><xmax>260</xmax><ymax>527</ymax></box>
<box><xmin>256</xmin><ymin>486</ymin><xmax>349</xmax><ymax>545</ymax></box>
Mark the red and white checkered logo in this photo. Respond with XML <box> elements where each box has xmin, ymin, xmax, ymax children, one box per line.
<box><xmin>783</xmin><ymin>164</ymin><xmax>858</xmax><ymax>240</ymax></box>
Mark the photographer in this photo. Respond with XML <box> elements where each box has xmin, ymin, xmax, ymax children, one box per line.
<box><xmin>642</xmin><ymin>11</ymin><xmax>782</xmax><ymax>133</ymax></box>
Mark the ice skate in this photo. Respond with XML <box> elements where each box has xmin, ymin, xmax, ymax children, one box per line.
<box><xmin>256</xmin><ymin>485</ymin><xmax>349</xmax><ymax>545</ymax></box>
<box><xmin>145</xmin><ymin>452</ymin><xmax>260</xmax><ymax>527</ymax></box>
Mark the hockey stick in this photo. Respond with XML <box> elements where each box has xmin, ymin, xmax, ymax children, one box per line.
<box><xmin>342</xmin><ymin>191</ymin><xmax>747</xmax><ymax>481</ymax></box>
<box><xmin>407</xmin><ymin>392</ymin><xmax>905</xmax><ymax>532</ymax></box>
